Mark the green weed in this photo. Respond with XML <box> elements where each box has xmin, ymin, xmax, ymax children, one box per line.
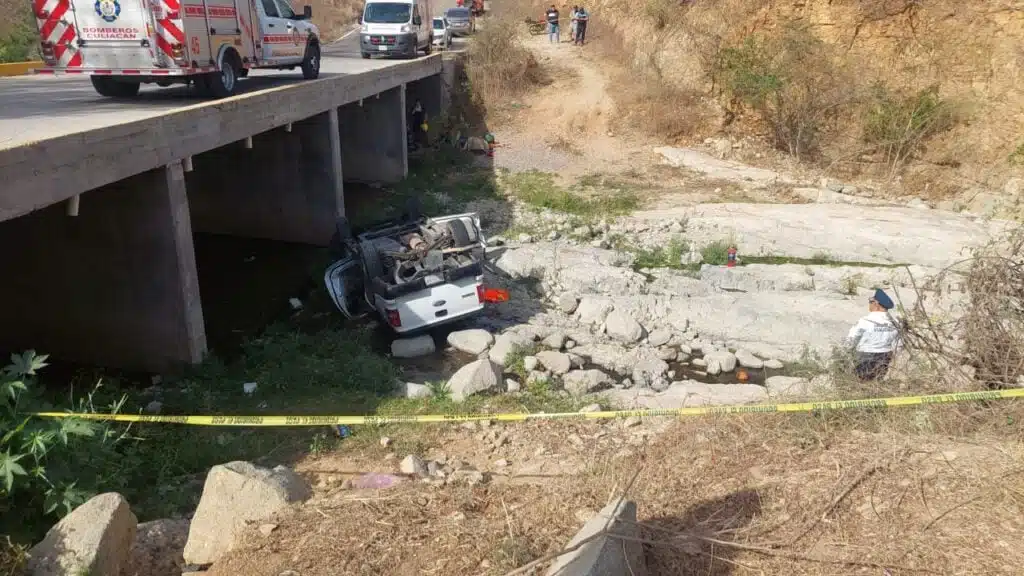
<box><xmin>701</xmin><ymin>240</ymin><xmax>733</xmax><ymax>266</ymax></box>
<box><xmin>503</xmin><ymin>171</ymin><xmax>639</xmax><ymax>217</ymax></box>
<box><xmin>1009</xmin><ymin>142</ymin><xmax>1024</xmax><ymax>166</ymax></box>
<box><xmin>632</xmin><ymin>237</ymin><xmax>690</xmax><ymax>270</ymax></box>
<box><xmin>862</xmin><ymin>84</ymin><xmax>956</xmax><ymax>173</ymax></box>
<box><xmin>0</xmin><ymin>10</ymin><xmax>37</xmax><ymax>64</ymax></box>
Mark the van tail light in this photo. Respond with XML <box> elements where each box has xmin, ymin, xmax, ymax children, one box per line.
<box><xmin>40</xmin><ymin>42</ymin><xmax>56</xmax><ymax>66</ymax></box>
<box><xmin>385</xmin><ymin>308</ymin><xmax>401</xmax><ymax>327</ymax></box>
<box><xmin>479</xmin><ymin>287</ymin><xmax>510</xmax><ymax>303</ymax></box>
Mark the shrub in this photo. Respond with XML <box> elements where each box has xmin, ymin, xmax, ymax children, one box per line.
<box><xmin>862</xmin><ymin>84</ymin><xmax>956</xmax><ymax>176</ymax></box>
<box><xmin>464</xmin><ymin>15</ymin><xmax>542</xmax><ymax>107</ymax></box>
<box><xmin>0</xmin><ymin>9</ymin><xmax>37</xmax><ymax>64</ymax></box>
<box><xmin>700</xmin><ymin>240</ymin><xmax>732</xmax><ymax>265</ymax></box>
<box><xmin>715</xmin><ymin>25</ymin><xmax>850</xmax><ymax>159</ymax></box>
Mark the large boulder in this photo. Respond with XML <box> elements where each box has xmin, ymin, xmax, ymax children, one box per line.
<box><xmin>489</xmin><ymin>332</ymin><xmax>533</xmax><ymax>366</ymax></box>
<box><xmin>576</xmin><ymin>297</ymin><xmax>614</xmax><ymax>326</ymax></box>
<box><xmin>735</xmin><ymin>349</ymin><xmax>764</xmax><ymax>369</ymax></box>
<box><xmin>605</xmin><ymin>310</ymin><xmax>645</xmax><ymax>343</ymax></box>
<box><xmin>631</xmin><ymin>357</ymin><xmax>670</xmax><ymax>388</ymax></box>
<box><xmin>558</xmin><ymin>293</ymin><xmax>580</xmax><ymax>314</ymax></box>
<box><xmin>448</xmin><ymin>359</ymin><xmax>503</xmax><ymax>402</ymax></box>
<box><xmin>563</xmin><ymin>370</ymin><xmax>612</xmax><ymax>396</ymax></box>
<box><xmin>28</xmin><ymin>492</ymin><xmax>137</xmax><ymax>576</ymax></box>
<box><xmin>391</xmin><ymin>335</ymin><xmax>436</xmax><ymax>358</ymax></box>
<box><xmin>446</xmin><ymin>329</ymin><xmax>494</xmax><ymax>355</ymax></box>
<box><xmin>123</xmin><ymin>518</ymin><xmax>190</xmax><ymax>576</ymax></box>
<box><xmin>535</xmin><ymin>351</ymin><xmax>572</xmax><ymax>375</ymax></box>
<box><xmin>183</xmin><ymin>462</ymin><xmax>312</xmax><ymax>565</ymax></box>
<box><xmin>705</xmin><ymin>351</ymin><xmax>737</xmax><ymax>374</ymax></box>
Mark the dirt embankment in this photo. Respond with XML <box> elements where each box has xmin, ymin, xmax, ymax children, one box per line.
<box><xmin>583</xmin><ymin>0</ymin><xmax>1024</xmax><ymax>202</ymax></box>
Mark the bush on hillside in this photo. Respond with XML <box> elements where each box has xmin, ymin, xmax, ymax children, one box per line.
<box><xmin>0</xmin><ymin>8</ymin><xmax>37</xmax><ymax>63</ymax></box>
<box><xmin>465</xmin><ymin>18</ymin><xmax>542</xmax><ymax>107</ymax></box>
<box><xmin>862</xmin><ymin>84</ymin><xmax>957</xmax><ymax>176</ymax></box>
<box><xmin>715</xmin><ymin>25</ymin><xmax>851</xmax><ymax>159</ymax></box>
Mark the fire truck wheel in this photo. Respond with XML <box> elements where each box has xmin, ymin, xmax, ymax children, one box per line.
<box><xmin>90</xmin><ymin>76</ymin><xmax>140</xmax><ymax>98</ymax></box>
<box><xmin>301</xmin><ymin>42</ymin><xmax>321</xmax><ymax>79</ymax></box>
<box><xmin>206</xmin><ymin>55</ymin><xmax>240</xmax><ymax>98</ymax></box>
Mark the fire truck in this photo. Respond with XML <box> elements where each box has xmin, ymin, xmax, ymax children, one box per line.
<box><xmin>31</xmin><ymin>0</ymin><xmax>322</xmax><ymax>98</ymax></box>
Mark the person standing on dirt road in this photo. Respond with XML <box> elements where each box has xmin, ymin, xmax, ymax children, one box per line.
<box><xmin>569</xmin><ymin>5</ymin><xmax>579</xmax><ymax>43</ymax></box>
<box><xmin>846</xmin><ymin>288</ymin><xmax>901</xmax><ymax>381</ymax></box>
<box><xmin>574</xmin><ymin>5</ymin><xmax>589</xmax><ymax>45</ymax></box>
<box><xmin>546</xmin><ymin>4</ymin><xmax>560</xmax><ymax>43</ymax></box>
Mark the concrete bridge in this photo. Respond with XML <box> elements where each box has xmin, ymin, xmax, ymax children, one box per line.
<box><xmin>0</xmin><ymin>55</ymin><xmax>449</xmax><ymax>372</ymax></box>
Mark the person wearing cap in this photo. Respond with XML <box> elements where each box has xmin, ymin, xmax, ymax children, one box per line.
<box><xmin>846</xmin><ymin>288</ymin><xmax>901</xmax><ymax>381</ymax></box>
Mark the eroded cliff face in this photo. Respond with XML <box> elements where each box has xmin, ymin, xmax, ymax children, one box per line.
<box><xmin>591</xmin><ymin>0</ymin><xmax>1024</xmax><ymax>206</ymax></box>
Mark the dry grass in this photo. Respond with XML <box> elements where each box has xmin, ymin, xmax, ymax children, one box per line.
<box><xmin>465</xmin><ymin>11</ymin><xmax>545</xmax><ymax>110</ymax></box>
<box><xmin>203</xmin><ymin>387</ymin><xmax>1024</xmax><ymax>575</ymax></box>
<box><xmin>298</xmin><ymin>0</ymin><xmax>363</xmax><ymax>40</ymax></box>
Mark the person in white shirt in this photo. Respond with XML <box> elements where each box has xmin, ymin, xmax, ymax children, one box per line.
<box><xmin>846</xmin><ymin>288</ymin><xmax>900</xmax><ymax>381</ymax></box>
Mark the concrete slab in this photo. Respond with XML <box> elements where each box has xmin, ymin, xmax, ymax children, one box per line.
<box><xmin>546</xmin><ymin>499</ymin><xmax>647</xmax><ymax>576</ymax></box>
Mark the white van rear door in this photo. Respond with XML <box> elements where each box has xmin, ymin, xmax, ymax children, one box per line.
<box><xmin>69</xmin><ymin>0</ymin><xmax>159</xmax><ymax>69</ymax></box>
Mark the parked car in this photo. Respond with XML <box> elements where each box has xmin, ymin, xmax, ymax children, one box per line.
<box><xmin>432</xmin><ymin>17</ymin><xmax>453</xmax><ymax>49</ymax></box>
<box><xmin>360</xmin><ymin>0</ymin><xmax>435</xmax><ymax>59</ymax></box>
<box><xmin>324</xmin><ymin>210</ymin><xmax>508</xmax><ymax>334</ymax></box>
<box><xmin>444</xmin><ymin>7</ymin><xmax>476</xmax><ymax>36</ymax></box>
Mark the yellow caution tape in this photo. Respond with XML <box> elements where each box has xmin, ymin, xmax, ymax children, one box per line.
<box><xmin>32</xmin><ymin>389</ymin><xmax>1024</xmax><ymax>427</ymax></box>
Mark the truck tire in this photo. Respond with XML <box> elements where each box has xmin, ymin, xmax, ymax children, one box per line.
<box><xmin>361</xmin><ymin>52</ymin><xmax>371</xmax><ymax>59</ymax></box>
<box><xmin>205</xmin><ymin>57</ymin><xmax>239</xmax><ymax>99</ymax></box>
<box><xmin>359</xmin><ymin>239</ymin><xmax>385</xmax><ymax>281</ymax></box>
<box><xmin>448</xmin><ymin>219</ymin><xmax>473</xmax><ymax>247</ymax></box>
<box><xmin>90</xmin><ymin>76</ymin><xmax>140</xmax><ymax>98</ymax></box>
<box><xmin>301</xmin><ymin>42</ymin><xmax>321</xmax><ymax>79</ymax></box>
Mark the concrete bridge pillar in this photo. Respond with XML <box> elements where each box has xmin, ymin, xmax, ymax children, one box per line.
<box><xmin>339</xmin><ymin>85</ymin><xmax>408</xmax><ymax>183</ymax></box>
<box><xmin>186</xmin><ymin>109</ymin><xmax>345</xmax><ymax>246</ymax></box>
<box><xmin>0</xmin><ymin>164</ymin><xmax>206</xmax><ymax>372</ymax></box>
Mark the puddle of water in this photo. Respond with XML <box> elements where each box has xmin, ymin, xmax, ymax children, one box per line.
<box><xmin>670</xmin><ymin>349</ymin><xmax>781</xmax><ymax>386</ymax></box>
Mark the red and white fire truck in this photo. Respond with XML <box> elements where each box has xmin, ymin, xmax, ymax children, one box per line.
<box><xmin>31</xmin><ymin>0</ymin><xmax>322</xmax><ymax>98</ymax></box>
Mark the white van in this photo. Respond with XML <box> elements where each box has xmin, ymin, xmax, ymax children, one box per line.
<box><xmin>360</xmin><ymin>0</ymin><xmax>434</xmax><ymax>59</ymax></box>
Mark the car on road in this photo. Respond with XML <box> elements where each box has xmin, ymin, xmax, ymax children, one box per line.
<box><xmin>360</xmin><ymin>0</ymin><xmax>435</xmax><ymax>59</ymax></box>
<box><xmin>325</xmin><ymin>210</ymin><xmax>507</xmax><ymax>334</ymax></box>
<box><xmin>432</xmin><ymin>17</ymin><xmax>453</xmax><ymax>50</ymax></box>
<box><xmin>444</xmin><ymin>7</ymin><xmax>476</xmax><ymax>36</ymax></box>
<box><xmin>31</xmin><ymin>0</ymin><xmax>321</xmax><ymax>99</ymax></box>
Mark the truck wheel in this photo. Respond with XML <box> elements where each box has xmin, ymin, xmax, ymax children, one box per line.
<box><xmin>448</xmin><ymin>219</ymin><xmax>473</xmax><ymax>247</ymax></box>
<box><xmin>206</xmin><ymin>58</ymin><xmax>239</xmax><ymax>98</ymax></box>
<box><xmin>359</xmin><ymin>239</ymin><xmax>385</xmax><ymax>281</ymax></box>
<box><xmin>90</xmin><ymin>76</ymin><xmax>140</xmax><ymax>98</ymax></box>
<box><xmin>301</xmin><ymin>42</ymin><xmax>321</xmax><ymax>79</ymax></box>
<box><xmin>361</xmin><ymin>52</ymin><xmax>371</xmax><ymax>59</ymax></box>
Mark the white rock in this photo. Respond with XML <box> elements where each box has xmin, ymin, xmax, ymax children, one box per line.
<box><xmin>576</xmin><ymin>297</ymin><xmax>615</xmax><ymax>326</ymax></box>
<box><xmin>558</xmin><ymin>293</ymin><xmax>580</xmax><ymax>314</ymax></box>
<box><xmin>563</xmin><ymin>370</ymin><xmax>612</xmax><ymax>396</ymax></box>
<box><xmin>764</xmin><ymin>359</ymin><xmax>784</xmax><ymax>370</ymax></box>
<box><xmin>124</xmin><ymin>518</ymin><xmax>189</xmax><ymax>576</ymax></box>
<box><xmin>404</xmin><ymin>382</ymin><xmax>433</xmax><ymax>399</ymax></box>
<box><xmin>183</xmin><ymin>462</ymin><xmax>311</xmax><ymax>565</ymax></box>
<box><xmin>542</xmin><ymin>331</ymin><xmax>568</xmax><ymax>349</ymax></box>
<box><xmin>28</xmin><ymin>493</ymin><xmax>137</xmax><ymax>576</ymax></box>
<box><xmin>448</xmin><ymin>359</ymin><xmax>503</xmax><ymax>402</ymax></box>
<box><xmin>647</xmin><ymin>329</ymin><xmax>672</xmax><ymax>347</ymax></box>
<box><xmin>446</xmin><ymin>329</ymin><xmax>495</xmax><ymax>355</ymax></box>
<box><xmin>705</xmin><ymin>358</ymin><xmax>721</xmax><ymax>375</ymax></box>
<box><xmin>536</xmin><ymin>351</ymin><xmax>572</xmax><ymax>375</ymax></box>
<box><xmin>506</xmin><ymin>378</ymin><xmax>522</xmax><ymax>393</ymax></box>
<box><xmin>565</xmin><ymin>339</ymin><xmax>577</xmax><ymax>349</ymax></box>
<box><xmin>765</xmin><ymin>376</ymin><xmax>814</xmax><ymax>398</ymax></box>
<box><xmin>605</xmin><ymin>310</ymin><xmax>644</xmax><ymax>343</ymax></box>
<box><xmin>705</xmin><ymin>351</ymin><xmax>737</xmax><ymax>373</ymax></box>
<box><xmin>657</xmin><ymin>348</ymin><xmax>677</xmax><ymax>362</ymax></box>
<box><xmin>528</xmin><ymin>371</ymin><xmax>550</xmax><ymax>384</ymax></box>
<box><xmin>145</xmin><ymin>400</ymin><xmax>163</xmax><ymax>414</ymax></box>
<box><xmin>692</xmin><ymin>357</ymin><xmax>707</xmax><ymax>368</ymax></box>
<box><xmin>607</xmin><ymin>381</ymin><xmax>769</xmax><ymax>409</ymax></box>
<box><xmin>579</xmin><ymin>403</ymin><xmax>602</xmax><ymax>413</ymax></box>
<box><xmin>523</xmin><ymin>356</ymin><xmax>539</xmax><ymax>371</ymax></box>
<box><xmin>391</xmin><ymin>335</ymin><xmax>436</xmax><ymax>358</ymax></box>
<box><xmin>400</xmin><ymin>455</ymin><xmax>429</xmax><ymax>477</ymax></box>
<box><xmin>735</xmin><ymin>349</ymin><xmax>764</xmax><ymax>369</ymax></box>
<box><xmin>678</xmin><ymin>344</ymin><xmax>692</xmax><ymax>355</ymax></box>
<box><xmin>518</xmin><ymin>233</ymin><xmax>534</xmax><ymax>243</ymax></box>
<box><xmin>632</xmin><ymin>358</ymin><xmax>670</xmax><ymax>388</ymax></box>
<box><xmin>489</xmin><ymin>332</ymin><xmax>534</xmax><ymax>366</ymax></box>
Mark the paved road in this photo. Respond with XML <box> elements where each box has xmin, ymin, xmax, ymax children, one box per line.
<box><xmin>0</xmin><ymin>24</ymin><xmax>465</xmax><ymax>151</ymax></box>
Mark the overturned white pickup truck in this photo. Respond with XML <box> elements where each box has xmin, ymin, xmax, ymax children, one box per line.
<box><xmin>325</xmin><ymin>210</ymin><xmax>506</xmax><ymax>333</ymax></box>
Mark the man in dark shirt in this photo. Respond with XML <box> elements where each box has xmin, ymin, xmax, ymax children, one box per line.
<box><xmin>546</xmin><ymin>5</ymin><xmax>560</xmax><ymax>43</ymax></box>
<box><xmin>574</xmin><ymin>5</ymin><xmax>589</xmax><ymax>45</ymax></box>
